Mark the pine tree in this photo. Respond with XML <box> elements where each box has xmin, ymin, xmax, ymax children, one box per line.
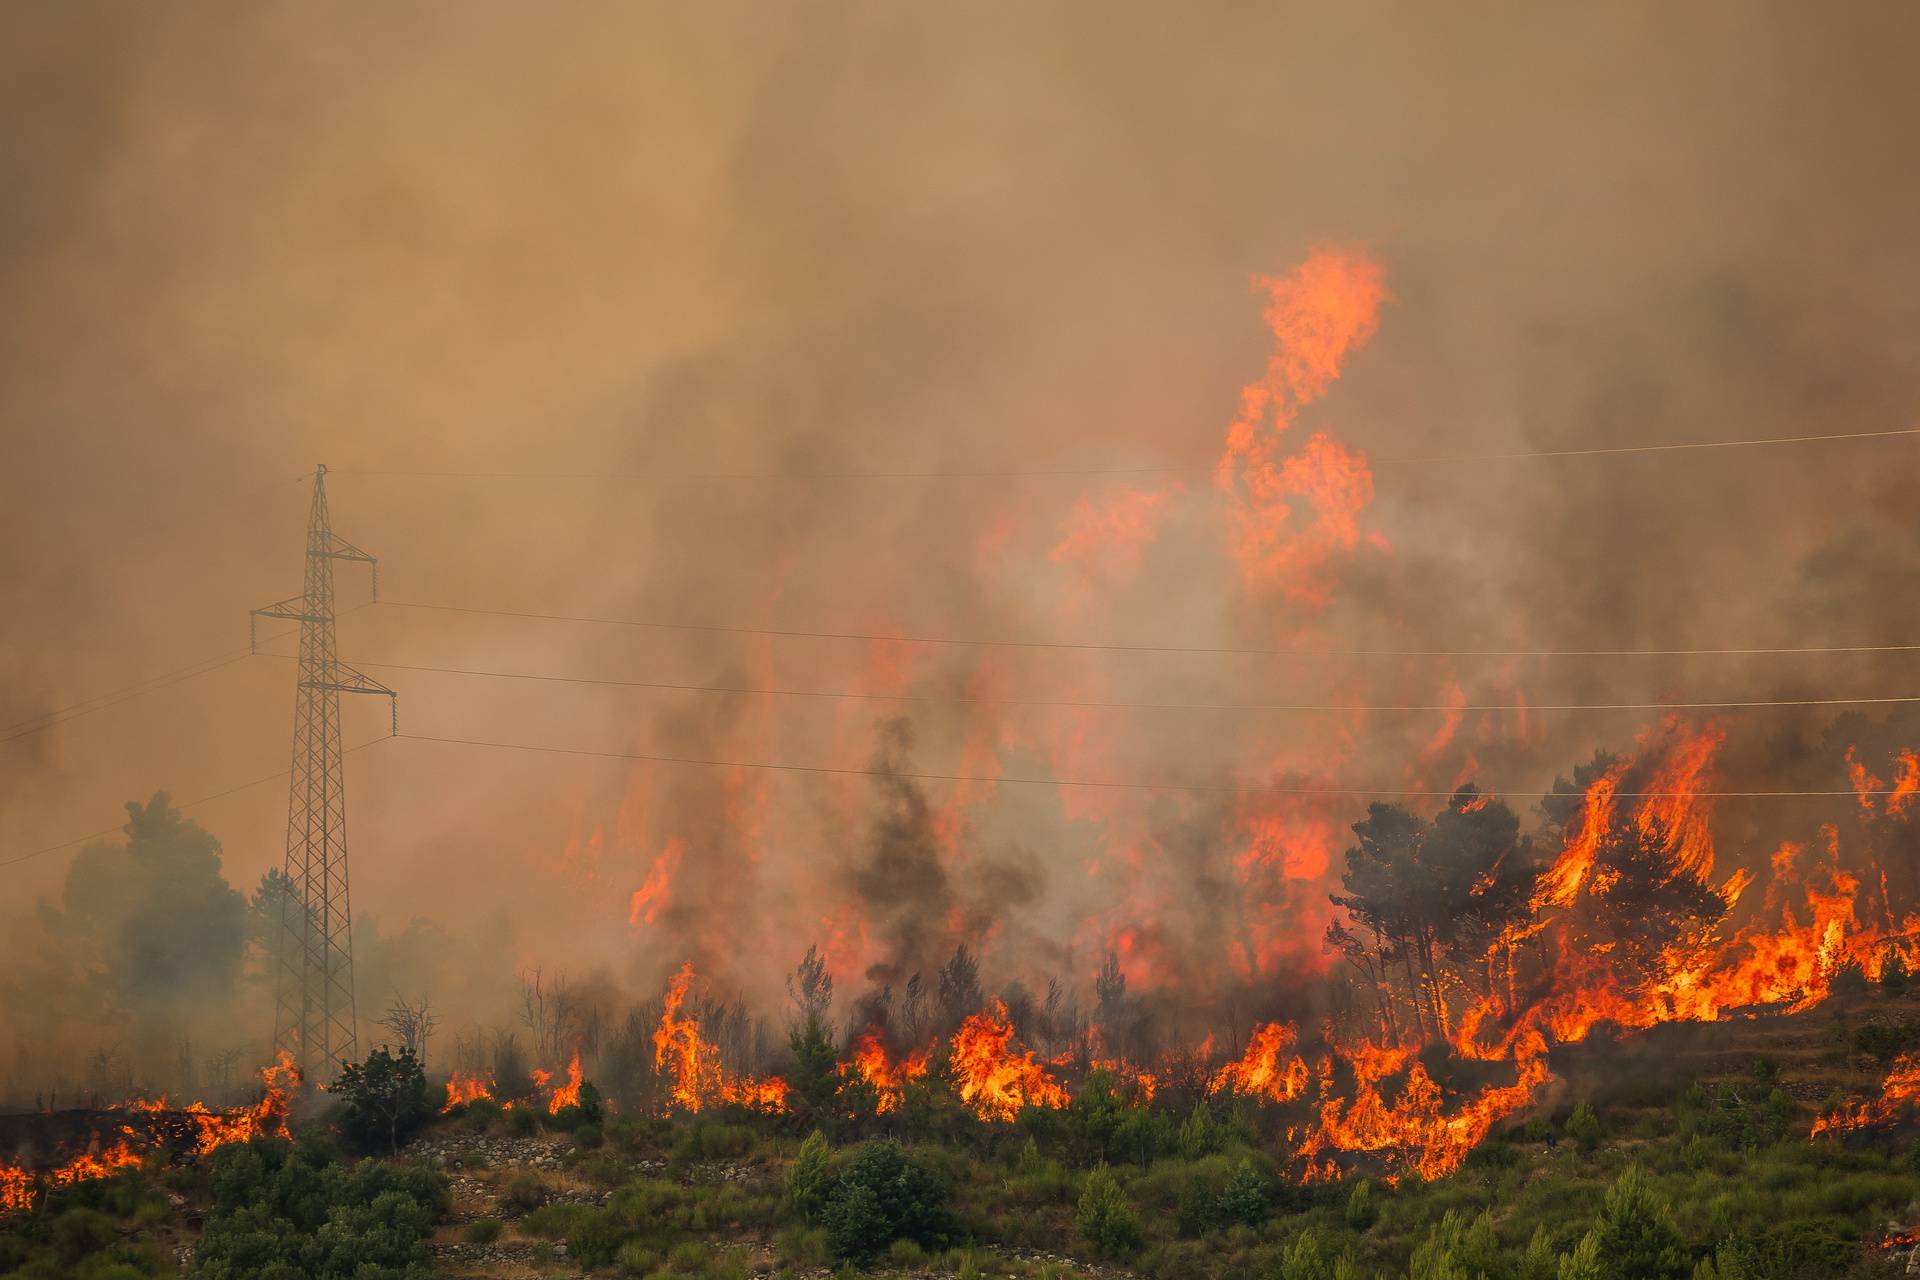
<box><xmin>1589</xmin><ymin>1166</ymin><xmax>1689</xmax><ymax>1280</ymax></box>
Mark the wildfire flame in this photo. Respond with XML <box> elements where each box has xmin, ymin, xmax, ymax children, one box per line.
<box><xmin>546</xmin><ymin>1050</ymin><xmax>584</xmax><ymax>1115</ymax></box>
<box><xmin>651</xmin><ymin>962</ymin><xmax>789</xmax><ymax>1113</ymax></box>
<box><xmin>948</xmin><ymin>1002</ymin><xmax>1070</xmax><ymax>1121</ymax></box>
<box><xmin>1812</xmin><ymin>1055</ymin><xmax>1920</xmax><ymax>1138</ymax></box>
<box><xmin>443</xmin><ymin>1071</ymin><xmax>494</xmax><ymax>1111</ymax></box>
<box><xmin>1212</xmin><ymin>1022</ymin><xmax>1310</xmax><ymax>1102</ymax></box>
<box><xmin>840</xmin><ymin>1029</ymin><xmax>929</xmax><ymax>1114</ymax></box>
<box><xmin>0</xmin><ymin>1052</ymin><xmax>298</xmax><ymax>1215</ymax></box>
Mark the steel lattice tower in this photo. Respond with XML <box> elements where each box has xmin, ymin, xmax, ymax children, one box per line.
<box><xmin>252</xmin><ymin>464</ymin><xmax>396</xmax><ymax>1080</ymax></box>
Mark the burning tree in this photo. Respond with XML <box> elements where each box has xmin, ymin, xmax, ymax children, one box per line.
<box><xmin>1329</xmin><ymin>786</ymin><xmax>1533</xmax><ymax>1042</ymax></box>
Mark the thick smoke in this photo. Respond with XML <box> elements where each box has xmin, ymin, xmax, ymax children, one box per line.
<box><xmin>2</xmin><ymin>4</ymin><xmax>1919</xmax><ymax>1091</ymax></box>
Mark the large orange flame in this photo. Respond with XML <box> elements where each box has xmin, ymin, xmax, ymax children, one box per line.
<box><xmin>545</xmin><ymin>1050</ymin><xmax>584</xmax><ymax>1115</ymax></box>
<box><xmin>442</xmin><ymin>1071</ymin><xmax>494</xmax><ymax>1111</ymax></box>
<box><xmin>841</xmin><ymin>1029</ymin><xmax>929</xmax><ymax>1114</ymax></box>
<box><xmin>948</xmin><ymin>1002</ymin><xmax>1070</xmax><ymax>1121</ymax></box>
<box><xmin>651</xmin><ymin>962</ymin><xmax>789</xmax><ymax>1114</ymax></box>
<box><xmin>1212</xmin><ymin>1021</ymin><xmax>1310</xmax><ymax>1102</ymax></box>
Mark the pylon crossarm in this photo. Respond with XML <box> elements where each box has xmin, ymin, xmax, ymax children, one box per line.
<box><xmin>250</xmin><ymin>597</ymin><xmax>326</xmax><ymax>652</ymax></box>
<box><xmin>252</xmin><ymin>597</ymin><xmax>323</xmax><ymax>624</ymax></box>
<box><xmin>304</xmin><ymin>664</ymin><xmax>400</xmax><ymax>734</ymax></box>
<box><xmin>323</xmin><ymin>534</ymin><xmax>375</xmax><ymax>565</ymax></box>
<box><xmin>322</xmin><ymin>535</ymin><xmax>379</xmax><ymax>600</ymax></box>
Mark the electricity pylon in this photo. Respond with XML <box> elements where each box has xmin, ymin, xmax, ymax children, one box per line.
<box><xmin>252</xmin><ymin>464</ymin><xmax>396</xmax><ymax>1081</ymax></box>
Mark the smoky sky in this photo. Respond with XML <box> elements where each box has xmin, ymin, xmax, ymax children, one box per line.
<box><xmin>3</xmin><ymin>2</ymin><xmax>1919</xmax><ymax>1042</ymax></box>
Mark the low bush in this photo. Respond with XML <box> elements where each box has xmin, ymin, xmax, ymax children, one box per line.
<box><xmin>1076</xmin><ymin>1164</ymin><xmax>1141</xmax><ymax>1257</ymax></box>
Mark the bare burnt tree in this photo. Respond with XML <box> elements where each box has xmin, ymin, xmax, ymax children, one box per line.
<box><xmin>519</xmin><ymin>969</ymin><xmax>579</xmax><ymax>1061</ymax></box>
<box><xmin>787</xmin><ymin>945</ymin><xmax>835</xmax><ymax>1030</ymax></box>
<box><xmin>936</xmin><ymin>943</ymin><xmax>984</xmax><ymax>1031</ymax></box>
<box><xmin>205</xmin><ymin>1046</ymin><xmax>244</xmax><ymax>1094</ymax></box>
<box><xmin>175</xmin><ymin>1038</ymin><xmax>195</xmax><ymax>1094</ymax></box>
<box><xmin>492</xmin><ymin>1031</ymin><xmax>534</xmax><ymax>1099</ymax></box>
<box><xmin>379</xmin><ymin>991</ymin><xmax>439</xmax><ymax>1069</ymax></box>
<box><xmin>898</xmin><ymin>973</ymin><xmax>929</xmax><ymax>1044</ymax></box>
<box><xmin>1001</xmin><ymin>979</ymin><xmax>1036</xmax><ymax>1041</ymax></box>
<box><xmin>1038</xmin><ymin>977</ymin><xmax>1065</xmax><ymax>1054</ymax></box>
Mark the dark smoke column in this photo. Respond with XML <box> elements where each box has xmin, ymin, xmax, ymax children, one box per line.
<box><xmin>251</xmin><ymin>465</ymin><xmax>396</xmax><ymax>1082</ymax></box>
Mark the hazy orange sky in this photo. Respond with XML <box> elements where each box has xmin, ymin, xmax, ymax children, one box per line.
<box><xmin>4</xmin><ymin>3</ymin><xmax>1918</xmax><ymax>1032</ymax></box>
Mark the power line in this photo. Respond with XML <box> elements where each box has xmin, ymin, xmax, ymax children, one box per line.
<box><xmin>399</xmin><ymin>730</ymin><xmax>1867</xmax><ymax>799</ymax></box>
<box><xmin>343</xmin><ymin>655</ymin><xmax>1920</xmax><ymax>714</ymax></box>
<box><xmin>0</xmin><ymin>649</ymin><xmax>256</xmax><ymax>743</ymax></box>
<box><xmin>379</xmin><ymin>599</ymin><xmax>1920</xmax><ymax>660</ymax></box>
<box><xmin>326</xmin><ymin>426</ymin><xmax>1920</xmax><ymax>481</ymax></box>
<box><xmin>1383</xmin><ymin>425</ymin><xmax>1920</xmax><ymax>463</ymax></box>
<box><xmin>0</xmin><ymin>737</ymin><xmax>389</xmax><ymax>872</ymax></box>
<box><xmin>0</xmin><ymin>603</ymin><xmax>373</xmax><ymax>746</ymax></box>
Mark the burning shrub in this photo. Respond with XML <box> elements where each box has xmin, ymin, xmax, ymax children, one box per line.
<box><xmin>547</xmin><ymin>1080</ymin><xmax>604</xmax><ymax>1132</ymax></box>
<box><xmin>1075</xmin><ymin>1164</ymin><xmax>1140</xmax><ymax>1258</ymax></box>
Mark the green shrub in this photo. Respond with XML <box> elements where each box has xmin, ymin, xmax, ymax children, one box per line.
<box><xmin>1410</xmin><ymin>1210</ymin><xmax>1500</xmax><ymax>1280</ymax></box>
<box><xmin>1066</xmin><ymin>1069</ymin><xmax>1128</xmax><ymax>1163</ymax></box>
<box><xmin>785</xmin><ymin>1130</ymin><xmax>833</xmax><ymax>1221</ymax></box>
<box><xmin>774</xmin><ymin>1224</ymin><xmax>830</xmax><ymax>1267</ymax></box>
<box><xmin>672</xmin><ymin>1121</ymin><xmax>756</xmax><ymax>1162</ymax></box>
<box><xmin>1558</xmin><ymin>1231</ymin><xmax>1604</xmax><ymax>1280</ymax></box>
<box><xmin>506</xmin><ymin>1105</ymin><xmax>540</xmax><ymax>1137</ymax></box>
<box><xmin>1565</xmin><ymin>1101</ymin><xmax>1602</xmax><ymax>1152</ymax></box>
<box><xmin>502</xmin><ymin>1171</ymin><xmax>547</xmax><ymax>1213</ymax></box>
<box><xmin>566</xmin><ymin>1205</ymin><xmax>629</xmax><ymax>1269</ymax></box>
<box><xmin>820</xmin><ymin>1141</ymin><xmax>949</xmax><ymax>1261</ymax></box>
<box><xmin>465</xmin><ymin>1216</ymin><xmax>504</xmax><ymax>1243</ymax></box>
<box><xmin>1113</xmin><ymin>1106</ymin><xmax>1175</xmax><ymax>1167</ymax></box>
<box><xmin>1211</xmin><ymin>1157</ymin><xmax>1271</xmax><ymax>1228</ymax></box>
<box><xmin>1176</xmin><ymin>1105</ymin><xmax>1227</xmax><ymax>1159</ymax></box>
<box><xmin>1518</xmin><ymin>1225</ymin><xmax>1558</xmax><ymax>1280</ymax></box>
<box><xmin>328</xmin><ymin>1045</ymin><xmax>434</xmax><ymax>1156</ymax></box>
<box><xmin>193</xmin><ymin>1135</ymin><xmax>445</xmax><ymax>1280</ymax></box>
<box><xmin>1075</xmin><ymin>1165</ymin><xmax>1140</xmax><ymax>1258</ymax></box>
<box><xmin>1345</xmin><ymin>1178</ymin><xmax>1377</xmax><ymax>1231</ymax></box>
<box><xmin>616</xmin><ymin>1240</ymin><xmax>662</xmax><ymax>1274</ymax></box>
<box><xmin>1587</xmin><ymin>1166</ymin><xmax>1688</xmax><ymax>1280</ymax></box>
<box><xmin>1277</xmin><ymin>1229</ymin><xmax>1331</xmax><ymax>1280</ymax></box>
<box><xmin>1852</xmin><ymin>1020</ymin><xmax>1919</xmax><ymax>1062</ymax></box>
<box><xmin>572</xmin><ymin>1123</ymin><xmax>604</xmax><ymax>1150</ymax></box>
<box><xmin>50</xmin><ymin>1208</ymin><xmax>117</xmax><ymax>1263</ymax></box>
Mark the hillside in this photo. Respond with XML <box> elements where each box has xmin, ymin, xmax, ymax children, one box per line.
<box><xmin>8</xmin><ymin>984</ymin><xmax>1920</xmax><ymax>1280</ymax></box>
